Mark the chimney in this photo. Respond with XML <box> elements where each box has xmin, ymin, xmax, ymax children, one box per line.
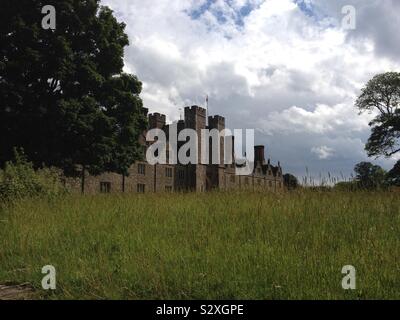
<box><xmin>254</xmin><ymin>145</ymin><xmax>265</xmax><ymax>164</ymax></box>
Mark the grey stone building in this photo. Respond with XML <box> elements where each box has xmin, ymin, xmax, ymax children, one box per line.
<box><xmin>67</xmin><ymin>106</ymin><xmax>284</xmax><ymax>194</ymax></box>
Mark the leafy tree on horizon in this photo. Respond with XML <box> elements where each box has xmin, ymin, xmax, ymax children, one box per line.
<box><xmin>386</xmin><ymin>160</ymin><xmax>400</xmax><ymax>187</ymax></box>
<box><xmin>354</xmin><ymin>161</ymin><xmax>386</xmax><ymax>190</ymax></box>
<box><xmin>356</xmin><ymin>72</ymin><xmax>400</xmax><ymax>159</ymax></box>
<box><xmin>0</xmin><ymin>0</ymin><xmax>147</xmax><ymax>192</ymax></box>
<box><xmin>334</xmin><ymin>181</ymin><xmax>358</xmax><ymax>192</ymax></box>
<box><xmin>283</xmin><ymin>173</ymin><xmax>299</xmax><ymax>190</ymax></box>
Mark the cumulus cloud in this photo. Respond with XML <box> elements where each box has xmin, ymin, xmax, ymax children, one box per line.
<box><xmin>259</xmin><ymin>102</ymin><xmax>372</xmax><ymax>135</ymax></box>
<box><xmin>311</xmin><ymin>146</ymin><xmax>335</xmax><ymax>160</ymax></box>
<box><xmin>101</xmin><ymin>0</ymin><xmax>400</xmax><ymax>177</ymax></box>
<box><xmin>305</xmin><ymin>0</ymin><xmax>400</xmax><ymax>60</ymax></box>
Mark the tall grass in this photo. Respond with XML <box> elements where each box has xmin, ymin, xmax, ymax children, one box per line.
<box><xmin>0</xmin><ymin>190</ymin><xmax>399</xmax><ymax>299</ymax></box>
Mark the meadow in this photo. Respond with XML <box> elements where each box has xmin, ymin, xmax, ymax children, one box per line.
<box><xmin>0</xmin><ymin>190</ymin><xmax>399</xmax><ymax>300</ymax></box>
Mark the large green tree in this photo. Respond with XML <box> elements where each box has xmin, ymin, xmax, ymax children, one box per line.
<box><xmin>355</xmin><ymin>72</ymin><xmax>400</xmax><ymax>158</ymax></box>
<box><xmin>0</xmin><ymin>0</ymin><xmax>147</xmax><ymax>192</ymax></box>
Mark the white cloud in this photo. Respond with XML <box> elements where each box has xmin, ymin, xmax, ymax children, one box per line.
<box><xmin>311</xmin><ymin>146</ymin><xmax>335</xmax><ymax>160</ymax></box>
<box><xmin>101</xmin><ymin>0</ymin><xmax>400</xmax><ymax>176</ymax></box>
<box><xmin>259</xmin><ymin>102</ymin><xmax>372</xmax><ymax>135</ymax></box>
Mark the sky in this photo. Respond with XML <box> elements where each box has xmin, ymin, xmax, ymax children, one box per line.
<box><xmin>101</xmin><ymin>0</ymin><xmax>400</xmax><ymax>181</ymax></box>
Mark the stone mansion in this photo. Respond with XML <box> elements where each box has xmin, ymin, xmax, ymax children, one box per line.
<box><xmin>68</xmin><ymin>105</ymin><xmax>284</xmax><ymax>194</ymax></box>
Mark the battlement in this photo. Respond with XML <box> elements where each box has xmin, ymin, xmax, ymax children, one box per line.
<box><xmin>185</xmin><ymin>105</ymin><xmax>206</xmax><ymax>117</ymax></box>
<box><xmin>149</xmin><ymin>112</ymin><xmax>166</xmax><ymax>121</ymax></box>
<box><xmin>184</xmin><ymin>106</ymin><xmax>206</xmax><ymax>131</ymax></box>
<box><xmin>208</xmin><ymin>115</ymin><xmax>225</xmax><ymax>124</ymax></box>
<box><xmin>208</xmin><ymin>115</ymin><xmax>225</xmax><ymax>132</ymax></box>
<box><xmin>148</xmin><ymin>112</ymin><xmax>166</xmax><ymax>129</ymax></box>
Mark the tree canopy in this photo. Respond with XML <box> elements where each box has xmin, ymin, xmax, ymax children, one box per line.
<box><xmin>354</xmin><ymin>161</ymin><xmax>386</xmax><ymax>190</ymax></box>
<box><xmin>386</xmin><ymin>160</ymin><xmax>400</xmax><ymax>187</ymax></box>
<box><xmin>0</xmin><ymin>0</ymin><xmax>147</xmax><ymax>191</ymax></box>
<box><xmin>355</xmin><ymin>72</ymin><xmax>400</xmax><ymax>158</ymax></box>
<box><xmin>283</xmin><ymin>173</ymin><xmax>299</xmax><ymax>190</ymax></box>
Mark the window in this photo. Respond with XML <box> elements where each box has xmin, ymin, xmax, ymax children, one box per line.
<box><xmin>138</xmin><ymin>163</ymin><xmax>146</xmax><ymax>175</ymax></box>
<box><xmin>100</xmin><ymin>182</ymin><xmax>111</xmax><ymax>193</ymax></box>
<box><xmin>137</xmin><ymin>184</ymin><xmax>145</xmax><ymax>193</ymax></box>
<box><xmin>230</xmin><ymin>175</ymin><xmax>235</xmax><ymax>183</ymax></box>
<box><xmin>165</xmin><ymin>167</ymin><xmax>173</xmax><ymax>178</ymax></box>
<box><xmin>178</xmin><ymin>170</ymin><xmax>185</xmax><ymax>180</ymax></box>
<box><xmin>165</xmin><ymin>186</ymin><xmax>172</xmax><ymax>192</ymax></box>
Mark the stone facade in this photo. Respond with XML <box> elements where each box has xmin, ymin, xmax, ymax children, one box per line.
<box><xmin>68</xmin><ymin>106</ymin><xmax>284</xmax><ymax>194</ymax></box>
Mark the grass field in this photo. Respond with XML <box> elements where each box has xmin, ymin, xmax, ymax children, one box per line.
<box><xmin>0</xmin><ymin>190</ymin><xmax>399</xmax><ymax>300</ymax></box>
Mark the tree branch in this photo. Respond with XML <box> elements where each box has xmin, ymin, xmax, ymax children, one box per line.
<box><xmin>387</xmin><ymin>148</ymin><xmax>400</xmax><ymax>156</ymax></box>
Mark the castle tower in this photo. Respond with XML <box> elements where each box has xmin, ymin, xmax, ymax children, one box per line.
<box><xmin>185</xmin><ymin>106</ymin><xmax>206</xmax><ymax>133</ymax></box>
<box><xmin>177</xmin><ymin>119</ymin><xmax>185</xmax><ymax>133</ymax></box>
<box><xmin>148</xmin><ymin>113</ymin><xmax>166</xmax><ymax>130</ymax></box>
<box><xmin>207</xmin><ymin>115</ymin><xmax>226</xmax><ymax>190</ymax></box>
<box><xmin>208</xmin><ymin>115</ymin><xmax>225</xmax><ymax>165</ymax></box>
<box><xmin>183</xmin><ymin>106</ymin><xmax>207</xmax><ymax>191</ymax></box>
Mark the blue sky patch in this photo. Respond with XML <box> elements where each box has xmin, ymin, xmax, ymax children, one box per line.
<box><xmin>293</xmin><ymin>0</ymin><xmax>335</xmax><ymax>27</ymax></box>
<box><xmin>187</xmin><ymin>0</ymin><xmax>259</xmax><ymax>28</ymax></box>
<box><xmin>293</xmin><ymin>0</ymin><xmax>315</xmax><ymax>18</ymax></box>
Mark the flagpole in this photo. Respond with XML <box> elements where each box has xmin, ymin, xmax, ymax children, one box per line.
<box><xmin>206</xmin><ymin>95</ymin><xmax>209</xmax><ymax>126</ymax></box>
